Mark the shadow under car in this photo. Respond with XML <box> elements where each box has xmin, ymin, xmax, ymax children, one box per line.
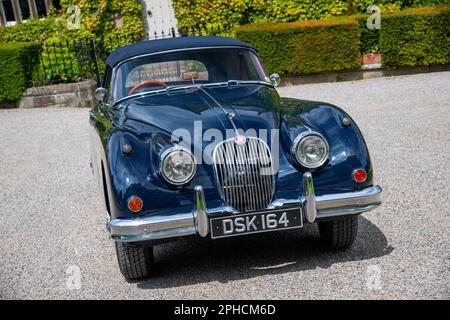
<box><xmin>134</xmin><ymin>216</ymin><xmax>393</xmax><ymax>289</ymax></box>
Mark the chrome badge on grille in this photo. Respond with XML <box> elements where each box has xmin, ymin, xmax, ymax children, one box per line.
<box><xmin>234</xmin><ymin>135</ymin><xmax>247</xmax><ymax>145</ymax></box>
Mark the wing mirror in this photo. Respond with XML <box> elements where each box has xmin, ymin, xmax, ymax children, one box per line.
<box><xmin>270</xmin><ymin>73</ymin><xmax>281</xmax><ymax>87</ymax></box>
<box><xmin>95</xmin><ymin>87</ymin><xmax>107</xmax><ymax>102</ymax></box>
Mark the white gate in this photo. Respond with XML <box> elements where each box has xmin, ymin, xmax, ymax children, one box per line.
<box><xmin>143</xmin><ymin>0</ymin><xmax>179</xmax><ymax>39</ymax></box>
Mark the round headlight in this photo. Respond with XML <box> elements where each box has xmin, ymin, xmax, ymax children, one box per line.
<box><xmin>160</xmin><ymin>147</ymin><xmax>196</xmax><ymax>185</ymax></box>
<box><xmin>293</xmin><ymin>132</ymin><xmax>329</xmax><ymax>169</ymax></box>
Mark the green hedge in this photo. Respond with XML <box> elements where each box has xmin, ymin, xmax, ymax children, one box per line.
<box><xmin>354</xmin><ymin>14</ymin><xmax>381</xmax><ymax>54</ymax></box>
<box><xmin>235</xmin><ymin>5</ymin><xmax>450</xmax><ymax>75</ymax></box>
<box><xmin>0</xmin><ymin>1</ymin><xmax>145</xmax><ymax>87</ymax></box>
<box><xmin>0</xmin><ymin>42</ymin><xmax>39</xmax><ymax>103</ymax></box>
<box><xmin>173</xmin><ymin>0</ymin><xmax>450</xmax><ymax>30</ymax></box>
<box><xmin>355</xmin><ymin>4</ymin><xmax>450</xmax><ymax>55</ymax></box>
<box><xmin>235</xmin><ymin>18</ymin><xmax>361</xmax><ymax>75</ymax></box>
<box><xmin>380</xmin><ymin>5</ymin><xmax>450</xmax><ymax>67</ymax></box>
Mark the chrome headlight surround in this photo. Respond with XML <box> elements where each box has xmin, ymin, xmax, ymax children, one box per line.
<box><xmin>291</xmin><ymin>131</ymin><xmax>329</xmax><ymax>169</ymax></box>
<box><xmin>160</xmin><ymin>146</ymin><xmax>196</xmax><ymax>186</ymax></box>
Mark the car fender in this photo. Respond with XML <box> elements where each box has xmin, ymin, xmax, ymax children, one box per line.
<box><xmin>280</xmin><ymin>97</ymin><xmax>373</xmax><ymax>194</ymax></box>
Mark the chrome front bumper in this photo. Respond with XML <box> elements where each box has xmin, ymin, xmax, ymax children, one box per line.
<box><xmin>108</xmin><ymin>172</ymin><xmax>382</xmax><ymax>242</ymax></box>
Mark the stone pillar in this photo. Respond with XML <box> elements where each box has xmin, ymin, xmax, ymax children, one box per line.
<box><xmin>11</xmin><ymin>0</ymin><xmax>22</xmax><ymax>23</ymax></box>
<box><xmin>0</xmin><ymin>2</ymin><xmax>6</xmax><ymax>26</ymax></box>
<box><xmin>28</xmin><ymin>0</ymin><xmax>38</xmax><ymax>19</ymax></box>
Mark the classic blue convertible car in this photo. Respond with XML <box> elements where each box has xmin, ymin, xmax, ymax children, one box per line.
<box><xmin>89</xmin><ymin>36</ymin><xmax>382</xmax><ymax>281</ymax></box>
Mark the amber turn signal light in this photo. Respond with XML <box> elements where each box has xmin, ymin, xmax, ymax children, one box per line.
<box><xmin>128</xmin><ymin>196</ymin><xmax>143</xmax><ymax>212</ymax></box>
<box><xmin>353</xmin><ymin>169</ymin><xmax>367</xmax><ymax>183</ymax></box>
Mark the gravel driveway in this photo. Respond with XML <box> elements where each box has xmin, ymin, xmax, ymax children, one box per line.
<box><xmin>0</xmin><ymin>72</ymin><xmax>449</xmax><ymax>299</ymax></box>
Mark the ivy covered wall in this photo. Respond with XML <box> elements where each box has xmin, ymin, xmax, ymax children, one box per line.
<box><xmin>172</xmin><ymin>0</ymin><xmax>450</xmax><ymax>29</ymax></box>
<box><xmin>0</xmin><ymin>0</ymin><xmax>144</xmax><ymax>44</ymax></box>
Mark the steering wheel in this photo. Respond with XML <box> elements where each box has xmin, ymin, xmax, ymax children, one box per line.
<box><xmin>128</xmin><ymin>80</ymin><xmax>168</xmax><ymax>95</ymax></box>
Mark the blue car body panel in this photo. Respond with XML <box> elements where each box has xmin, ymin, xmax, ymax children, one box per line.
<box><xmin>89</xmin><ymin>84</ymin><xmax>373</xmax><ymax>220</ymax></box>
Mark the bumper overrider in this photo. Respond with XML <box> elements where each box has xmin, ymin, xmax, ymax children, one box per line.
<box><xmin>108</xmin><ymin>172</ymin><xmax>382</xmax><ymax>242</ymax></box>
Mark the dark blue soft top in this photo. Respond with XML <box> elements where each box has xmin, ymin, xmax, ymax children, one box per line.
<box><xmin>106</xmin><ymin>36</ymin><xmax>255</xmax><ymax>67</ymax></box>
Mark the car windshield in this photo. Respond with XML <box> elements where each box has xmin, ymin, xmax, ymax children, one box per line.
<box><xmin>111</xmin><ymin>48</ymin><xmax>269</xmax><ymax>100</ymax></box>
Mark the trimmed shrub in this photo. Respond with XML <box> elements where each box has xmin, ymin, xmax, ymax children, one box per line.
<box><xmin>352</xmin><ymin>4</ymin><xmax>450</xmax><ymax>55</ymax></box>
<box><xmin>380</xmin><ymin>5</ymin><xmax>450</xmax><ymax>67</ymax></box>
<box><xmin>236</xmin><ymin>5</ymin><xmax>449</xmax><ymax>74</ymax></box>
<box><xmin>235</xmin><ymin>18</ymin><xmax>361</xmax><ymax>75</ymax></box>
<box><xmin>405</xmin><ymin>0</ymin><xmax>450</xmax><ymax>7</ymax></box>
<box><xmin>0</xmin><ymin>42</ymin><xmax>39</xmax><ymax>103</ymax></box>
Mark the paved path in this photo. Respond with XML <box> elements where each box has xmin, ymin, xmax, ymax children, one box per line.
<box><xmin>0</xmin><ymin>72</ymin><xmax>449</xmax><ymax>299</ymax></box>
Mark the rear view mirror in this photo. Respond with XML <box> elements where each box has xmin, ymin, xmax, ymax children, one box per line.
<box><xmin>270</xmin><ymin>73</ymin><xmax>281</xmax><ymax>87</ymax></box>
<box><xmin>182</xmin><ymin>71</ymin><xmax>199</xmax><ymax>81</ymax></box>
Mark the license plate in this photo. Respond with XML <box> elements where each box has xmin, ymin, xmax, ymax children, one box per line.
<box><xmin>210</xmin><ymin>207</ymin><xmax>303</xmax><ymax>239</ymax></box>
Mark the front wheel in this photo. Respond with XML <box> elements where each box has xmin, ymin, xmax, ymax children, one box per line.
<box><xmin>318</xmin><ymin>215</ymin><xmax>358</xmax><ymax>249</ymax></box>
<box><xmin>115</xmin><ymin>242</ymin><xmax>154</xmax><ymax>281</ymax></box>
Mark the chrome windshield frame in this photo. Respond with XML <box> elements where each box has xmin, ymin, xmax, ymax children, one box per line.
<box><xmin>111</xmin><ymin>81</ymin><xmax>275</xmax><ymax>107</ymax></box>
<box><xmin>109</xmin><ymin>46</ymin><xmax>272</xmax><ymax>106</ymax></box>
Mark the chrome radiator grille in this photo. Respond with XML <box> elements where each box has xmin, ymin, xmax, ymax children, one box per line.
<box><xmin>213</xmin><ymin>137</ymin><xmax>275</xmax><ymax>212</ymax></box>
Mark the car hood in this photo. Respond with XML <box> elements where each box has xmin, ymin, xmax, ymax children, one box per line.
<box><xmin>120</xmin><ymin>84</ymin><xmax>281</xmax><ymax>142</ymax></box>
